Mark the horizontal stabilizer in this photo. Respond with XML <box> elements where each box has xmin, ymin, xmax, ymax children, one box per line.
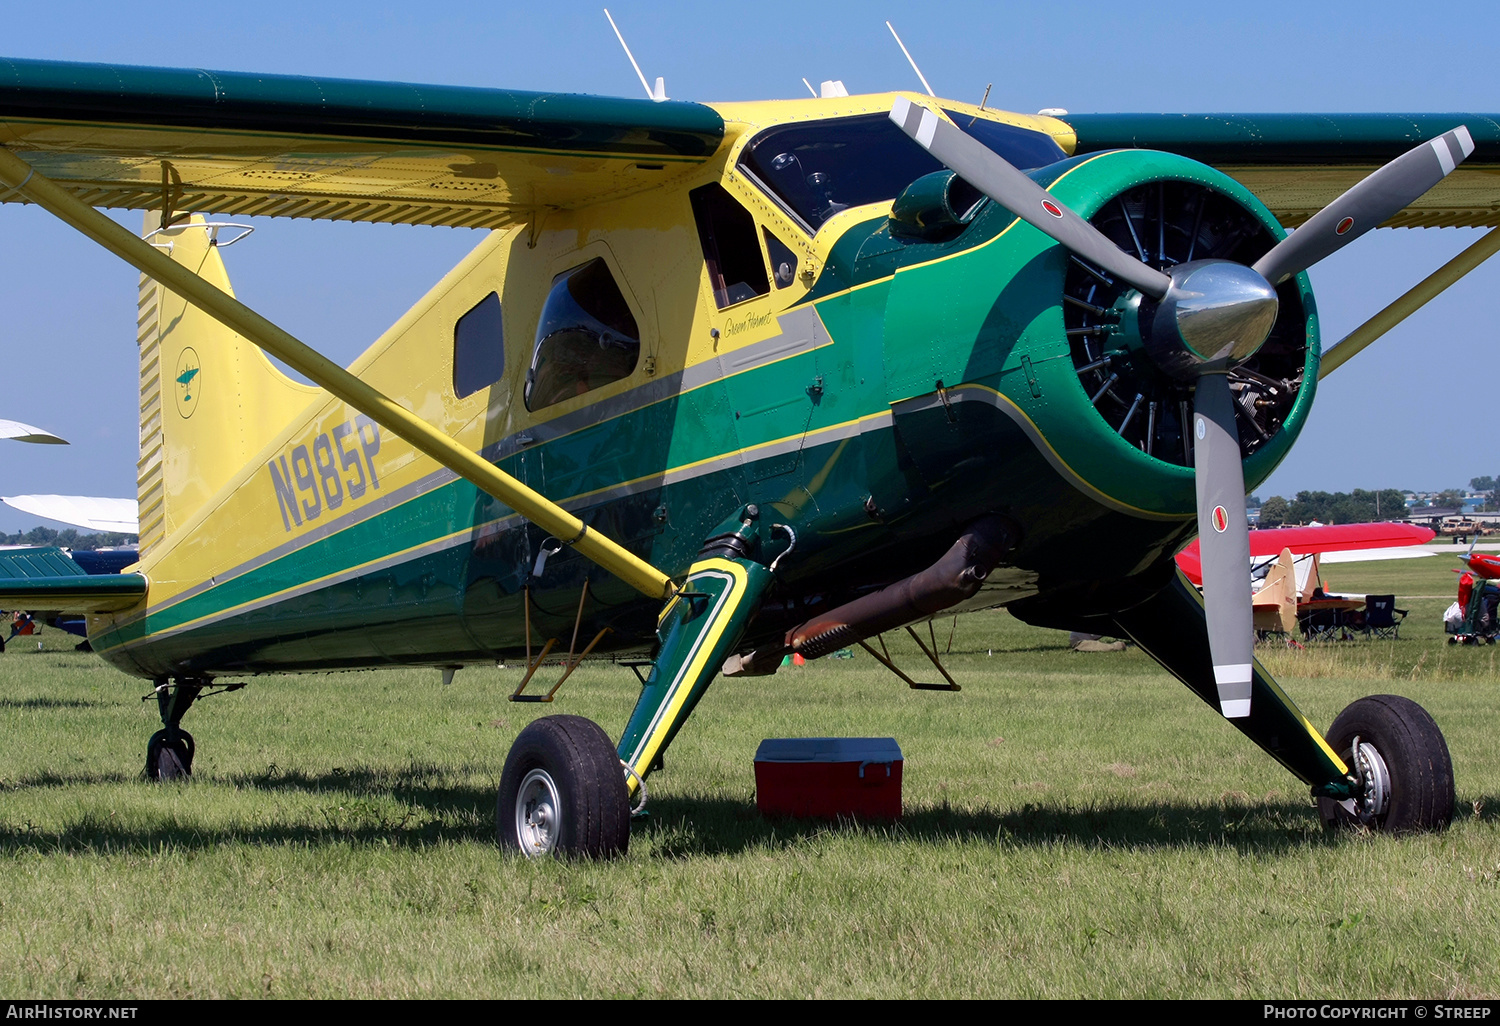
<box><xmin>2</xmin><ymin>495</ymin><xmax>139</xmax><ymax>534</ymax></box>
<box><xmin>0</xmin><ymin>546</ymin><xmax>144</xmax><ymax>612</ymax></box>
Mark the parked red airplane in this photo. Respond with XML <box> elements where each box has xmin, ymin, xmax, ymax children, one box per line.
<box><xmin>1455</xmin><ymin>539</ymin><xmax>1500</xmax><ymax>580</ymax></box>
<box><xmin>1175</xmin><ymin>521</ymin><xmax>1437</xmax><ymax>585</ymax></box>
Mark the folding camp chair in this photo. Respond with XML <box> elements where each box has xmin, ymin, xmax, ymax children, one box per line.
<box><xmin>1362</xmin><ymin>595</ymin><xmax>1407</xmax><ymax>640</ymax></box>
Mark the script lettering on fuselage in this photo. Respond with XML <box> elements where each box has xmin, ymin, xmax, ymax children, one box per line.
<box><xmin>268</xmin><ymin>415</ymin><xmax>382</xmax><ymax>532</ymax></box>
<box><xmin>720</xmin><ymin>310</ymin><xmax>775</xmax><ymax>338</ymax></box>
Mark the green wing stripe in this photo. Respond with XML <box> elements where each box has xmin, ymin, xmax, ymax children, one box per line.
<box><xmin>1061</xmin><ymin>113</ymin><xmax>1500</xmax><ymax>229</ymax></box>
<box><xmin>0</xmin><ymin>56</ymin><xmax>725</xmax><ymax>159</ymax></box>
<box><xmin>1062</xmin><ymin>113</ymin><xmax>1500</xmax><ymax>164</ymax></box>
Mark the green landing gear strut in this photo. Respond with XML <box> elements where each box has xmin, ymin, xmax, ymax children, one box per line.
<box><xmin>1112</xmin><ymin>572</ymin><xmax>1453</xmax><ymax>832</ymax></box>
<box><xmin>615</xmin><ymin>553</ymin><xmax>774</xmax><ymax>797</ymax></box>
<box><xmin>496</xmin><ymin>508</ymin><xmax>780</xmax><ymax>857</ymax></box>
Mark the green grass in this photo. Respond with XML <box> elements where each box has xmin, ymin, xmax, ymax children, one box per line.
<box><xmin>2</xmin><ymin>558</ymin><xmax>1499</xmax><ymax>998</ymax></box>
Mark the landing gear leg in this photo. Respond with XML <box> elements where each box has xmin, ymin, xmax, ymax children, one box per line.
<box><xmin>495</xmin><ymin>507</ymin><xmax>779</xmax><ymax>858</ymax></box>
<box><xmin>145</xmin><ymin>677</ymin><xmax>203</xmax><ymax>781</ymax></box>
<box><xmin>1115</xmin><ymin>574</ymin><xmax>1455</xmax><ymax>831</ymax></box>
<box><xmin>1112</xmin><ymin>573</ymin><xmax>1357</xmax><ymax>803</ymax></box>
<box><xmin>615</xmin><ymin>550</ymin><xmax>775</xmax><ymax>799</ymax></box>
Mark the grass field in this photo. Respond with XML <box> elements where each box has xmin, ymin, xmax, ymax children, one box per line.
<box><xmin>2</xmin><ymin>552</ymin><xmax>1498</xmax><ymax>998</ymax></box>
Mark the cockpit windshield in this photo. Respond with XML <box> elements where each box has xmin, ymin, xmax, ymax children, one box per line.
<box><xmin>738</xmin><ymin>110</ymin><xmax>1066</xmax><ymax>234</ymax></box>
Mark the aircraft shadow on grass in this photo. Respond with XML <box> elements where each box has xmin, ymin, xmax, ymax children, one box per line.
<box><xmin>4</xmin><ymin>764</ymin><xmax>1497</xmax><ymax>857</ymax></box>
<box><xmin>0</xmin><ymin>697</ymin><xmax>105</xmax><ymax>710</ymax></box>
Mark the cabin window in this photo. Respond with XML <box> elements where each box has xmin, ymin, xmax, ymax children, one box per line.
<box><xmin>526</xmin><ymin>258</ymin><xmax>640</xmax><ymax>411</ymax></box>
<box><xmin>763</xmin><ymin>228</ymin><xmax>798</xmax><ymax>288</ymax></box>
<box><xmin>452</xmin><ymin>292</ymin><xmax>505</xmax><ymax>399</ymax></box>
<box><xmin>690</xmin><ymin>183</ymin><xmax>770</xmax><ymax>308</ymax></box>
<box><xmin>739</xmin><ymin>111</ymin><xmax>1065</xmax><ymax>234</ymax></box>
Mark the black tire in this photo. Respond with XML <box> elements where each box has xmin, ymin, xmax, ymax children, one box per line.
<box><xmin>1317</xmin><ymin>695</ymin><xmax>1453</xmax><ymax>833</ymax></box>
<box><xmin>497</xmin><ymin>715</ymin><xmax>630</xmax><ymax>859</ymax></box>
<box><xmin>145</xmin><ymin>729</ymin><xmax>195</xmax><ymax>781</ymax></box>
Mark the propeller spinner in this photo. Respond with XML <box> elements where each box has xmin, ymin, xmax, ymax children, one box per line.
<box><xmin>890</xmin><ymin>96</ymin><xmax>1472</xmax><ymax>719</ymax></box>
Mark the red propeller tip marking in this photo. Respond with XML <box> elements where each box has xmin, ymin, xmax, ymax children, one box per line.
<box><xmin>1212</xmin><ymin>506</ymin><xmax>1229</xmax><ymax>533</ymax></box>
<box><xmin>1041</xmin><ymin>200</ymin><xmax>1063</xmax><ymax>218</ymax></box>
<box><xmin>1335</xmin><ymin>216</ymin><xmax>1355</xmax><ymax>236</ymax></box>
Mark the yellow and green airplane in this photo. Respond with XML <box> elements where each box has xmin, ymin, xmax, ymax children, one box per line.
<box><xmin>0</xmin><ymin>55</ymin><xmax>1493</xmax><ymax>856</ymax></box>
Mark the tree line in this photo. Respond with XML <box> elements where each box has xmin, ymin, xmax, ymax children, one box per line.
<box><xmin>1257</xmin><ymin>489</ymin><xmax>1408</xmax><ymax>527</ymax></box>
<box><xmin>0</xmin><ymin>527</ymin><xmax>137</xmax><ymax>550</ymax></box>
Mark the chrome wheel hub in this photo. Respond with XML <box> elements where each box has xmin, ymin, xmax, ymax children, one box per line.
<box><xmin>515</xmin><ymin>768</ymin><xmax>562</xmax><ymax>856</ymax></box>
<box><xmin>1340</xmin><ymin>735</ymin><xmax>1392</xmax><ymax>825</ymax></box>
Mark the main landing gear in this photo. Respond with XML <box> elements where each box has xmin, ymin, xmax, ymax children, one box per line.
<box><xmin>1109</xmin><ymin>574</ymin><xmax>1455</xmax><ymax>835</ymax></box>
<box><xmin>496</xmin><ymin>716</ymin><xmax>631</xmax><ymax>858</ymax></box>
<box><xmin>498</xmin><ymin>506</ymin><xmax>780</xmax><ymax>858</ymax></box>
<box><xmin>1317</xmin><ymin>695</ymin><xmax>1455</xmax><ymax>834</ymax></box>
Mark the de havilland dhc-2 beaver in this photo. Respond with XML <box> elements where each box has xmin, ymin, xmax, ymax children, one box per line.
<box><xmin>0</xmin><ymin>47</ymin><xmax>1494</xmax><ymax>856</ymax></box>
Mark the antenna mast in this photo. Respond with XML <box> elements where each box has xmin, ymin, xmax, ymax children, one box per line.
<box><xmin>886</xmin><ymin>22</ymin><xmax>935</xmax><ymax>97</ymax></box>
<box><xmin>604</xmin><ymin>9</ymin><xmax>665</xmax><ymax>101</ymax></box>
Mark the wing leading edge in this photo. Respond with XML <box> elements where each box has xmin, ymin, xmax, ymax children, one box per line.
<box><xmin>1062</xmin><ymin>113</ymin><xmax>1500</xmax><ymax>228</ymax></box>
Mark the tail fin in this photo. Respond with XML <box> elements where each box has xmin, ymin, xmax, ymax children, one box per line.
<box><xmin>135</xmin><ymin>213</ymin><xmax>318</xmax><ymax>557</ymax></box>
<box><xmin>1255</xmin><ymin>547</ymin><xmax>1298</xmax><ymax>634</ymax></box>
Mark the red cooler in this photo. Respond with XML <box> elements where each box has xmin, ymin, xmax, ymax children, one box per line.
<box><xmin>754</xmin><ymin>737</ymin><xmax>903</xmax><ymax>819</ymax></box>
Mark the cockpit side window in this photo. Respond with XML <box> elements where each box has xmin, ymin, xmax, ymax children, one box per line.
<box><xmin>738</xmin><ymin>111</ymin><xmax>1067</xmax><ymax>234</ymax></box>
<box><xmin>525</xmin><ymin>258</ymin><xmax>640</xmax><ymax>411</ymax></box>
<box><xmin>690</xmin><ymin>183</ymin><xmax>770</xmax><ymax>308</ymax></box>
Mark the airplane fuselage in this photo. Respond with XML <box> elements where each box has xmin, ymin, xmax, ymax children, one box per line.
<box><xmin>86</xmin><ymin>95</ymin><xmax>1318</xmax><ymax>680</ymax></box>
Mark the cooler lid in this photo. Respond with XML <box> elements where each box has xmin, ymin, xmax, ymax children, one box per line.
<box><xmin>754</xmin><ymin>737</ymin><xmax>903</xmax><ymax>763</ymax></box>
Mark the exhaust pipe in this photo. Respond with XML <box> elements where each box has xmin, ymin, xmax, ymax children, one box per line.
<box><xmin>788</xmin><ymin>515</ymin><xmax>1015</xmax><ymax>660</ymax></box>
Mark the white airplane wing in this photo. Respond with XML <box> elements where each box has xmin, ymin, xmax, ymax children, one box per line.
<box><xmin>0</xmin><ymin>419</ymin><xmax>67</xmax><ymax>445</ymax></box>
<box><xmin>2</xmin><ymin>495</ymin><xmax>138</xmax><ymax>534</ymax></box>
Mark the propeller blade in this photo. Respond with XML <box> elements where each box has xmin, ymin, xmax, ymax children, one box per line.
<box><xmin>1192</xmin><ymin>373</ymin><xmax>1254</xmax><ymax>719</ymax></box>
<box><xmin>1252</xmin><ymin>126</ymin><xmax>1474</xmax><ymax>286</ymax></box>
<box><xmin>890</xmin><ymin>97</ymin><xmax>1173</xmax><ymax>299</ymax></box>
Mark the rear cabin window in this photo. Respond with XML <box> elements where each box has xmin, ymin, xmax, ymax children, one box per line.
<box><xmin>452</xmin><ymin>291</ymin><xmax>504</xmax><ymax>399</ymax></box>
<box><xmin>738</xmin><ymin>111</ymin><xmax>1066</xmax><ymax>234</ymax></box>
<box><xmin>526</xmin><ymin>259</ymin><xmax>640</xmax><ymax>411</ymax></box>
<box><xmin>690</xmin><ymin>183</ymin><xmax>770</xmax><ymax>308</ymax></box>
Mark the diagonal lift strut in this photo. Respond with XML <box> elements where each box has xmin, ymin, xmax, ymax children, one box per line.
<box><xmin>0</xmin><ymin>148</ymin><xmax>675</xmax><ymax>602</ymax></box>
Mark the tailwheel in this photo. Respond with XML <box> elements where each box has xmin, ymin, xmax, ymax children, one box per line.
<box><xmin>1317</xmin><ymin>695</ymin><xmax>1454</xmax><ymax>833</ymax></box>
<box><xmin>497</xmin><ymin>715</ymin><xmax>630</xmax><ymax>859</ymax></box>
<box><xmin>145</xmin><ymin>728</ymin><xmax>195</xmax><ymax>781</ymax></box>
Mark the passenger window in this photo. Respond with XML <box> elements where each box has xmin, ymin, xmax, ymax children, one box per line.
<box><xmin>690</xmin><ymin>183</ymin><xmax>770</xmax><ymax>308</ymax></box>
<box><xmin>452</xmin><ymin>292</ymin><xmax>504</xmax><ymax>399</ymax></box>
<box><xmin>763</xmin><ymin>228</ymin><xmax>798</xmax><ymax>289</ymax></box>
<box><xmin>526</xmin><ymin>259</ymin><xmax>640</xmax><ymax>411</ymax></box>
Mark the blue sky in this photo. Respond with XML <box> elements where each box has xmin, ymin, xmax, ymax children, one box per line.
<box><xmin>1</xmin><ymin>0</ymin><xmax>1497</xmax><ymax>531</ymax></box>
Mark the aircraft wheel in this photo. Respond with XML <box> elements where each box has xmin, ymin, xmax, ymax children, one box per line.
<box><xmin>497</xmin><ymin>715</ymin><xmax>629</xmax><ymax>859</ymax></box>
<box><xmin>145</xmin><ymin>729</ymin><xmax>195</xmax><ymax>781</ymax></box>
<box><xmin>1317</xmin><ymin>695</ymin><xmax>1453</xmax><ymax>833</ymax></box>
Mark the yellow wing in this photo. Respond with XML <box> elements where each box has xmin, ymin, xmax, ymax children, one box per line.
<box><xmin>0</xmin><ymin>56</ymin><xmax>726</xmax><ymax>229</ymax></box>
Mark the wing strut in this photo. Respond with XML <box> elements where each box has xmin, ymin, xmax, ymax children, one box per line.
<box><xmin>1319</xmin><ymin>224</ymin><xmax>1500</xmax><ymax>379</ymax></box>
<box><xmin>0</xmin><ymin>148</ymin><xmax>676</xmax><ymax>602</ymax></box>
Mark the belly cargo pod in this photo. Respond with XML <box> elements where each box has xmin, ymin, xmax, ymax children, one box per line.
<box><xmin>754</xmin><ymin>738</ymin><xmax>903</xmax><ymax>819</ymax></box>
